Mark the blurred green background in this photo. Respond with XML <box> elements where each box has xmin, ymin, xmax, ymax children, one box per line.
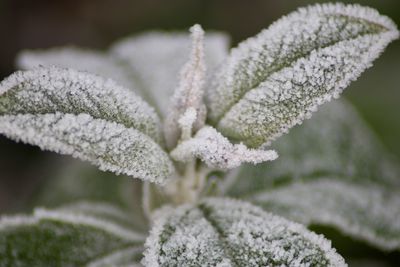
<box><xmin>0</xmin><ymin>1</ymin><xmax>399</xmax><ymax>263</ymax></box>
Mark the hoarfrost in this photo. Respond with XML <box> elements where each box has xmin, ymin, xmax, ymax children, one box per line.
<box><xmin>171</xmin><ymin>126</ymin><xmax>277</xmax><ymax>169</ymax></box>
<box><xmin>143</xmin><ymin>198</ymin><xmax>346</xmax><ymax>267</ymax></box>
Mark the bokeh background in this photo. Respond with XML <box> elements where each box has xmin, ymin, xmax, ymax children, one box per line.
<box><xmin>0</xmin><ymin>0</ymin><xmax>399</xmax><ymax>264</ymax></box>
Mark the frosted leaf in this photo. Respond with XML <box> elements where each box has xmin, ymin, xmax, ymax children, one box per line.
<box><xmin>0</xmin><ymin>66</ymin><xmax>161</xmax><ymax>142</ymax></box>
<box><xmin>0</xmin><ymin>67</ymin><xmax>175</xmax><ymax>183</ymax></box>
<box><xmin>16</xmin><ymin>46</ymin><xmax>138</xmax><ymax>90</ymax></box>
<box><xmin>223</xmin><ymin>100</ymin><xmax>400</xmax><ymax>250</ymax></box>
<box><xmin>164</xmin><ymin>25</ymin><xmax>207</xmax><ymax>148</ymax></box>
<box><xmin>143</xmin><ymin>198</ymin><xmax>346</xmax><ymax>267</ymax></box>
<box><xmin>207</xmin><ymin>3</ymin><xmax>399</xmax><ymax>147</ymax></box>
<box><xmin>111</xmin><ymin>31</ymin><xmax>230</xmax><ymax>116</ymax></box>
<box><xmin>0</xmin><ymin>204</ymin><xmax>145</xmax><ymax>266</ymax></box>
<box><xmin>170</xmin><ymin>126</ymin><xmax>278</xmax><ymax>169</ymax></box>
<box><xmin>0</xmin><ymin>113</ymin><xmax>173</xmax><ymax>184</ymax></box>
<box><xmin>251</xmin><ymin>179</ymin><xmax>400</xmax><ymax>251</ymax></box>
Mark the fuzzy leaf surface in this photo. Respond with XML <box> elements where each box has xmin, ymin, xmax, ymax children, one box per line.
<box><xmin>0</xmin><ymin>67</ymin><xmax>174</xmax><ymax>184</ymax></box>
<box><xmin>143</xmin><ymin>198</ymin><xmax>346</xmax><ymax>267</ymax></box>
<box><xmin>223</xmin><ymin>100</ymin><xmax>400</xmax><ymax>251</ymax></box>
<box><xmin>207</xmin><ymin>3</ymin><xmax>399</xmax><ymax>147</ymax></box>
<box><xmin>111</xmin><ymin>31</ymin><xmax>229</xmax><ymax>115</ymax></box>
<box><xmin>0</xmin><ymin>203</ymin><xmax>145</xmax><ymax>267</ymax></box>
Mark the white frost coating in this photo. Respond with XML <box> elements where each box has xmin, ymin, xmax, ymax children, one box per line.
<box><xmin>207</xmin><ymin>3</ymin><xmax>399</xmax><ymax>147</ymax></box>
<box><xmin>143</xmin><ymin>204</ymin><xmax>231</xmax><ymax>267</ymax></box>
<box><xmin>218</xmin><ymin>32</ymin><xmax>398</xmax><ymax>147</ymax></box>
<box><xmin>143</xmin><ymin>198</ymin><xmax>346</xmax><ymax>267</ymax></box>
<box><xmin>0</xmin><ymin>113</ymin><xmax>174</xmax><ymax>184</ymax></box>
<box><xmin>111</xmin><ymin>31</ymin><xmax>230</xmax><ymax>116</ymax></box>
<box><xmin>251</xmin><ymin>179</ymin><xmax>400</xmax><ymax>251</ymax></box>
<box><xmin>171</xmin><ymin>126</ymin><xmax>277</xmax><ymax>169</ymax></box>
<box><xmin>16</xmin><ymin>47</ymin><xmax>138</xmax><ymax>90</ymax></box>
<box><xmin>164</xmin><ymin>25</ymin><xmax>207</xmax><ymax>148</ymax></box>
<box><xmin>0</xmin><ymin>66</ymin><xmax>161</xmax><ymax>142</ymax></box>
<box><xmin>34</xmin><ymin>208</ymin><xmax>146</xmax><ymax>242</ymax></box>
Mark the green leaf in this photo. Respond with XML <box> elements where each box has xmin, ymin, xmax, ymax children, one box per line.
<box><xmin>0</xmin><ymin>203</ymin><xmax>145</xmax><ymax>267</ymax></box>
<box><xmin>206</xmin><ymin>3</ymin><xmax>399</xmax><ymax>147</ymax></box>
<box><xmin>0</xmin><ymin>67</ymin><xmax>174</xmax><ymax>184</ymax></box>
<box><xmin>111</xmin><ymin>31</ymin><xmax>229</xmax><ymax>116</ymax></box>
<box><xmin>223</xmin><ymin>100</ymin><xmax>400</xmax><ymax>251</ymax></box>
<box><xmin>143</xmin><ymin>198</ymin><xmax>346</xmax><ymax>267</ymax></box>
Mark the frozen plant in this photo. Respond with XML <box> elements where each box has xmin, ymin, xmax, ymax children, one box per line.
<box><xmin>0</xmin><ymin>3</ymin><xmax>399</xmax><ymax>266</ymax></box>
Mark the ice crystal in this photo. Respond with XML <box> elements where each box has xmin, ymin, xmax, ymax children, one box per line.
<box><xmin>171</xmin><ymin>126</ymin><xmax>277</xmax><ymax>169</ymax></box>
<box><xmin>207</xmin><ymin>3</ymin><xmax>399</xmax><ymax>147</ymax></box>
<box><xmin>143</xmin><ymin>198</ymin><xmax>346</xmax><ymax>267</ymax></box>
<box><xmin>164</xmin><ymin>24</ymin><xmax>207</xmax><ymax>148</ymax></box>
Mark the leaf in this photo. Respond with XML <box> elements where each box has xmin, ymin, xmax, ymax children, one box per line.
<box><xmin>0</xmin><ymin>67</ymin><xmax>175</xmax><ymax>184</ymax></box>
<box><xmin>143</xmin><ymin>197</ymin><xmax>346</xmax><ymax>267</ymax></box>
<box><xmin>0</xmin><ymin>203</ymin><xmax>145</xmax><ymax>266</ymax></box>
<box><xmin>222</xmin><ymin>100</ymin><xmax>400</xmax><ymax>251</ymax></box>
<box><xmin>32</xmin><ymin>160</ymin><xmax>148</xmax><ymax>231</ymax></box>
<box><xmin>206</xmin><ymin>3</ymin><xmax>399</xmax><ymax>147</ymax></box>
<box><xmin>164</xmin><ymin>25</ymin><xmax>207</xmax><ymax>149</ymax></box>
<box><xmin>111</xmin><ymin>31</ymin><xmax>229</xmax><ymax>116</ymax></box>
<box><xmin>16</xmin><ymin>46</ymin><xmax>139</xmax><ymax>90</ymax></box>
<box><xmin>171</xmin><ymin>126</ymin><xmax>277</xmax><ymax>169</ymax></box>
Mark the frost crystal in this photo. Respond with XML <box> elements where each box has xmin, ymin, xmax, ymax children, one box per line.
<box><xmin>143</xmin><ymin>198</ymin><xmax>346</xmax><ymax>267</ymax></box>
<box><xmin>171</xmin><ymin>126</ymin><xmax>277</xmax><ymax>169</ymax></box>
<box><xmin>164</xmin><ymin>24</ymin><xmax>207</xmax><ymax>148</ymax></box>
<box><xmin>207</xmin><ymin>3</ymin><xmax>399</xmax><ymax>147</ymax></box>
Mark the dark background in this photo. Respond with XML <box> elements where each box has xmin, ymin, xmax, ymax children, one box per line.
<box><xmin>0</xmin><ymin>0</ymin><xmax>399</xmax><ymax>220</ymax></box>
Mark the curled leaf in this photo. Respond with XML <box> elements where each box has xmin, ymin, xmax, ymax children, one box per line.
<box><xmin>171</xmin><ymin>126</ymin><xmax>277</xmax><ymax>169</ymax></box>
<box><xmin>207</xmin><ymin>3</ymin><xmax>399</xmax><ymax>147</ymax></box>
<box><xmin>143</xmin><ymin>198</ymin><xmax>346</xmax><ymax>266</ymax></box>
